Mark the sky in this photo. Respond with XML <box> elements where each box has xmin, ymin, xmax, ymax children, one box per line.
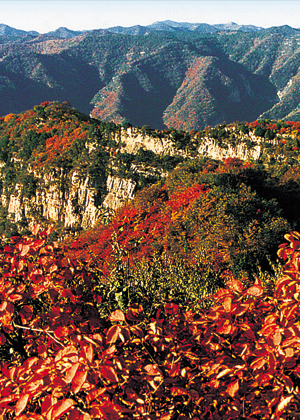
<box><xmin>0</xmin><ymin>1</ymin><xmax>299</xmax><ymax>34</ymax></box>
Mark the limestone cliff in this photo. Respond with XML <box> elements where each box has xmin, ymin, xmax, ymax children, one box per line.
<box><xmin>0</xmin><ymin>119</ymin><xmax>281</xmax><ymax>234</ymax></box>
<box><xmin>197</xmin><ymin>133</ymin><xmax>263</xmax><ymax>161</ymax></box>
<box><xmin>1</xmin><ymin>127</ymin><xmax>179</xmax><ymax>232</ymax></box>
<box><xmin>117</xmin><ymin>127</ymin><xmax>176</xmax><ymax>155</ymax></box>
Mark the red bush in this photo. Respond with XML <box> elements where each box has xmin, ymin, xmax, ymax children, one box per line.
<box><xmin>0</xmin><ymin>228</ymin><xmax>300</xmax><ymax>418</ymax></box>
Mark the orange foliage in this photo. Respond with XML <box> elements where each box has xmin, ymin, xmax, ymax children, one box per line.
<box><xmin>0</xmin><ymin>226</ymin><xmax>300</xmax><ymax>418</ymax></box>
<box><xmin>3</xmin><ymin>113</ymin><xmax>15</xmax><ymax>123</ymax></box>
<box><xmin>69</xmin><ymin>184</ymin><xmax>208</xmax><ymax>275</ymax></box>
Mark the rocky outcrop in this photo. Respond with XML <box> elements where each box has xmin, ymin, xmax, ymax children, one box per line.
<box><xmin>3</xmin><ymin>171</ymin><xmax>138</xmax><ymax>231</ymax></box>
<box><xmin>2</xmin><ymin>172</ymin><xmax>100</xmax><ymax>230</ymax></box>
<box><xmin>1</xmin><ymin>128</ymin><xmax>275</xmax><ymax>232</ymax></box>
<box><xmin>1</xmin><ymin>129</ymin><xmax>175</xmax><ymax>231</ymax></box>
<box><xmin>198</xmin><ymin>138</ymin><xmax>261</xmax><ymax>161</ymax></box>
<box><xmin>117</xmin><ymin>127</ymin><xmax>177</xmax><ymax>155</ymax></box>
<box><xmin>103</xmin><ymin>175</ymin><xmax>136</xmax><ymax>210</ymax></box>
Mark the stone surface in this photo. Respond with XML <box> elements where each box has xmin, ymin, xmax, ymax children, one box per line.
<box><xmin>2</xmin><ymin>128</ymin><xmax>271</xmax><ymax>231</ymax></box>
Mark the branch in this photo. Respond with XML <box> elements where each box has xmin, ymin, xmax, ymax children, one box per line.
<box><xmin>13</xmin><ymin>324</ymin><xmax>65</xmax><ymax>347</ymax></box>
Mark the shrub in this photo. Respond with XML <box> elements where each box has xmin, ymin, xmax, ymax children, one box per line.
<box><xmin>0</xmin><ymin>226</ymin><xmax>300</xmax><ymax>418</ymax></box>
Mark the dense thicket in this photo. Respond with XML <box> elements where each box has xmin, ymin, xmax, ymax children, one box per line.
<box><xmin>0</xmin><ymin>220</ymin><xmax>300</xmax><ymax>419</ymax></box>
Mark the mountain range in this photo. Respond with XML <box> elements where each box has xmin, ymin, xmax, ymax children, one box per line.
<box><xmin>1</xmin><ymin>21</ymin><xmax>300</xmax><ymax>130</ymax></box>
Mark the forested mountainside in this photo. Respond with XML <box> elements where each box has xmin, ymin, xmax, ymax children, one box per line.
<box><xmin>1</xmin><ymin>22</ymin><xmax>300</xmax><ymax>130</ymax></box>
<box><xmin>3</xmin><ymin>102</ymin><xmax>300</xmax><ymax>418</ymax></box>
<box><xmin>1</xmin><ymin>100</ymin><xmax>300</xmax><ymax>247</ymax></box>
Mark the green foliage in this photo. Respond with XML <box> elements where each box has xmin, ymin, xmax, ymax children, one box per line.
<box><xmin>21</xmin><ymin>174</ymin><xmax>37</xmax><ymax>199</ymax></box>
<box><xmin>171</xmin><ymin>130</ymin><xmax>191</xmax><ymax>150</ymax></box>
<box><xmin>135</xmin><ymin>147</ymin><xmax>156</xmax><ymax>164</ymax></box>
<box><xmin>185</xmin><ymin>183</ymin><xmax>289</xmax><ymax>275</ymax></box>
<box><xmin>254</xmin><ymin>125</ymin><xmax>266</xmax><ymax>137</ymax></box>
<box><xmin>94</xmin><ymin>251</ymin><xmax>222</xmax><ymax>319</ymax></box>
<box><xmin>0</xmin><ymin>134</ymin><xmax>10</xmax><ymax>162</ymax></box>
<box><xmin>239</xmin><ymin>123</ymin><xmax>249</xmax><ymax>134</ymax></box>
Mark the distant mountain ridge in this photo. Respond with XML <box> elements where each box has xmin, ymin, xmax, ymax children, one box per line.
<box><xmin>0</xmin><ymin>20</ymin><xmax>283</xmax><ymax>39</ymax></box>
<box><xmin>0</xmin><ymin>23</ymin><xmax>39</xmax><ymax>37</ymax></box>
<box><xmin>1</xmin><ymin>21</ymin><xmax>300</xmax><ymax>129</ymax></box>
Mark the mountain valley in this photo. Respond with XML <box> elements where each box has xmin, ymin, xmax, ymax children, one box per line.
<box><xmin>0</xmin><ymin>21</ymin><xmax>300</xmax><ymax>130</ymax></box>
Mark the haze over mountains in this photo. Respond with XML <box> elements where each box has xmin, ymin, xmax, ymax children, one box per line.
<box><xmin>1</xmin><ymin>20</ymin><xmax>300</xmax><ymax>130</ymax></box>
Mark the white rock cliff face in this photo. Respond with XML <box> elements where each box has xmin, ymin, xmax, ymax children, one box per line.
<box><xmin>2</xmin><ymin>128</ymin><xmax>267</xmax><ymax>231</ymax></box>
<box><xmin>103</xmin><ymin>175</ymin><xmax>136</xmax><ymax>210</ymax></box>
<box><xmin>2</xmin><ymin>128</ymin><xmax>176</xmax><ymax>230</ymax></box>
<box><xmin>3</xmin><ymin>173</ymin><xmax>100</xmax><ymax>230</ymax></box>
<box><xmin>198</xmin><ymin>136</ymin><xmax>262</xmax><ymax>161</ymax></box>
<box><xmin>118</xmin><ymin>127</ymin><xmax>176</xmax><ymax>155</ymax></box>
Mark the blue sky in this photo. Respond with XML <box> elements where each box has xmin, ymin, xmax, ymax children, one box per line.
<box><xmin>0</xmin><ymin>1</ymin><xmax>299</xmax><ymax>33</ymax></box>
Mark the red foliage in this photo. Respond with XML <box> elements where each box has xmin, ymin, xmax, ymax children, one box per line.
<box><xmin>249</xmin><ymin>120</ymin><xmax>259</xmax><ymax>128</ymax></box>
<box><xmin>70</xmin><ymin>183</ymin><xmax>209</xmax><ymax>273</ymax></box>
<box><xmin>1</xmin><ymin>227</ymin><xmax>300</xmax><ymax>418</ymax></box>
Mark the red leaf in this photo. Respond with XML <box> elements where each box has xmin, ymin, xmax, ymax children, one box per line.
<box><xmin>38</xmin><ymin>343</ymin><xmax>47</xmax><ymax>357</ymax></box>
<box><xmin>227</xmin><ymin>379</ymin><xmax>239</xmax><ymax>398</ymax></box>
<box><xmin>161</xmin><ymin>414</ymin><xmax>173</xmax><ymax>420</ymax></box>
<box><xmin>108</xmin><ymin>310</ymin><xmax>125</xmax><ymax>322</ymax></box>
<box><xmin>285</xmin><ymin>347</ymin><xmax>294</xmax><ymax>358</ymax></box>
<box><xmin>54</xmin><ymin>326</ymin><xmax>69</xmax><ymax>339</ymax></box>
<box><xmin>55</xmin><ymin>345</ymin><xmax>78</xmax><ymax>362</ymax></box>
<box><xmin>126</xmin><ymin>304</ymin><xmax>144</xmax><ymax>321</ymax></box>
<box><xmin>216</xmin><ymin>368</ymin><xmax>232</xmax><ymax>379</ymax></box>
<box><xmin>106</xmin><ymin>325</ymin><xmax>122</xmax><ymax>345</ymax></box>
<box><xmin>65</xmin><ymin>362</ymin><xmax>80</xmax><ymax>384</ymax></box>
<box><xmin>223</xmin><ymin>296</ymin><xmax>232</xmax><ymax>312</ymax></box>
<box><xmin>67</xmin><ymin>409</ymin><xmax>81</xmax><ymax>420</ymax></box>
<box><xmin>144</xmin><ymin>364</ymin><xmax>163</xmax><ymax>377</ymax></box>
<box><xmin>24</xmin><ymin>379</ymin><xmax>43</xmax><ymax>394</ymax></box>
<box><xmin>8</xmin><ymin>294</ymin><xmax>22</xmax><ymax>302</ymax></box>
<box><xmin>71</xmin><ymin>370</ymin><xmax>88</xmax><ymax>394</ymax></box>
<box><xmin>251</xmin><ymin>356</ymin><xmax>266</xmax><ymax>371</ymax></box>
<box><xmin>15</xmin><ymin>393</ymin><xmax>30</xmax><ymax>416</ymax></box>
<box><xmin>62</xmin><ymin>289</ymin><xmax>76</xmax><ymax>303</ymax></box>
<box><xmin>164</xmin><ymin>302</ymin><xmax>179</xmax><ymax>315</ymax></box>
<box><xmin>245</xmin><ymin>285</ymin><xmax>263</xmax><ymax>296</ymax></box>
<box><xmin>70</xmin><ymin>408</ymin><xmax>90</xmax><ymax>420</ymax></box>
<box><xmin>273</xmin><ymin>329</ymin><xmax>282</xmax><ymax>346</ymax></box>
<box><xmin>216</xmin><ymin>319</ymin><xmax>232</xmax><ymax>335</ymax></box>
<box><xmin>102</xmin><ymin>345</ymin><xmax>116</xmax><ymax>358</ymax></box>
<box><xmin>171</xmin><ymin>386</ymin><xmax>188</xmax><ymax>396</ymax></box>
<box><xmin>234</xmin><ymin>303</ymin><xmax>249</xmax><ymax>317</ymax></box>
<box><xmin>86</xmin><ymin>388</ymin><xmax>107</xmax><ymax>405</ymax></box>
<box><xmin>97</xmin><ymin>400</ymin><xmax>120</xmax><ymax>420</ymax></box>
<box><xmin>51</xmin><ymin>398</ymin><xmax>75</xmax><ymax>419</ymax></box>
<box><xmin>227</xmin><ymin>279</ymin><xmax>243</xmax><ymax>293</ymax></box>
<box><xmin>100</xmin><ymin>366</ymin><xmax>119</xmax><ymax>383</ymax></box>
<box><xmin>0</xmin><ymin>301</ymin><xmax>7</xmax><ymax>311</ymax></box>
<box><xmin>20</xmin><ymin>305</ymin><xmax>33</xmax><ymax>321</ymax></box>
<box><xmin>50</xmin><ymin>264</ymin><xmax>58</xmax><ymax>274</ymax></box>
<box><xmin>0</xmin><ymin>333</ymin><xmax>6</xmax><ymax>345</ymax></box>
<box><xmin>41</xmin><ymin>395</ymin><xmax>57</xmax><ymax>415</ymax></box>
<box><xmin>80</xmin><ymin>414</ymin><xmax>92</xmax><ymax>420</ymax></box>
<box><xmin>81</xmin><ymin>343</ymin><xmax>93</xmax><ymax>364</ymax></box>
<box><xmin>20</xmin><ymin>244</ymin><xmax>30</xmax><ymax>256</ymax></box>
<box><xmin>276</xmin><ymin>396</ymin><xmax>294</xmax><ymax>416</ymax></box>
<box><xmin>32</xmin><ymin>224</ymin><xmax>41</xmax><ymax>235</ymax></box>
<box><xmin>23</xmin><ymin>357</ymin><xmax>39</xmax><ymax>370</ymax></box>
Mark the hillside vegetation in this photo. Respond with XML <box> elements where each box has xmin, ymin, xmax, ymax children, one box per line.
<box><xmin>2</xmin><ymin>102</ymin><xmax>300</xmax><ymax>237</ymax></box>
<box><xmin>1</xmin><ymin>103</ymin><xmax>300</xmax><ymax>418</ymax></box>
<box><xmin>2</xmin><ymin>23</ymin><xmax>300</xmax><ymax>129</ymax></box>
